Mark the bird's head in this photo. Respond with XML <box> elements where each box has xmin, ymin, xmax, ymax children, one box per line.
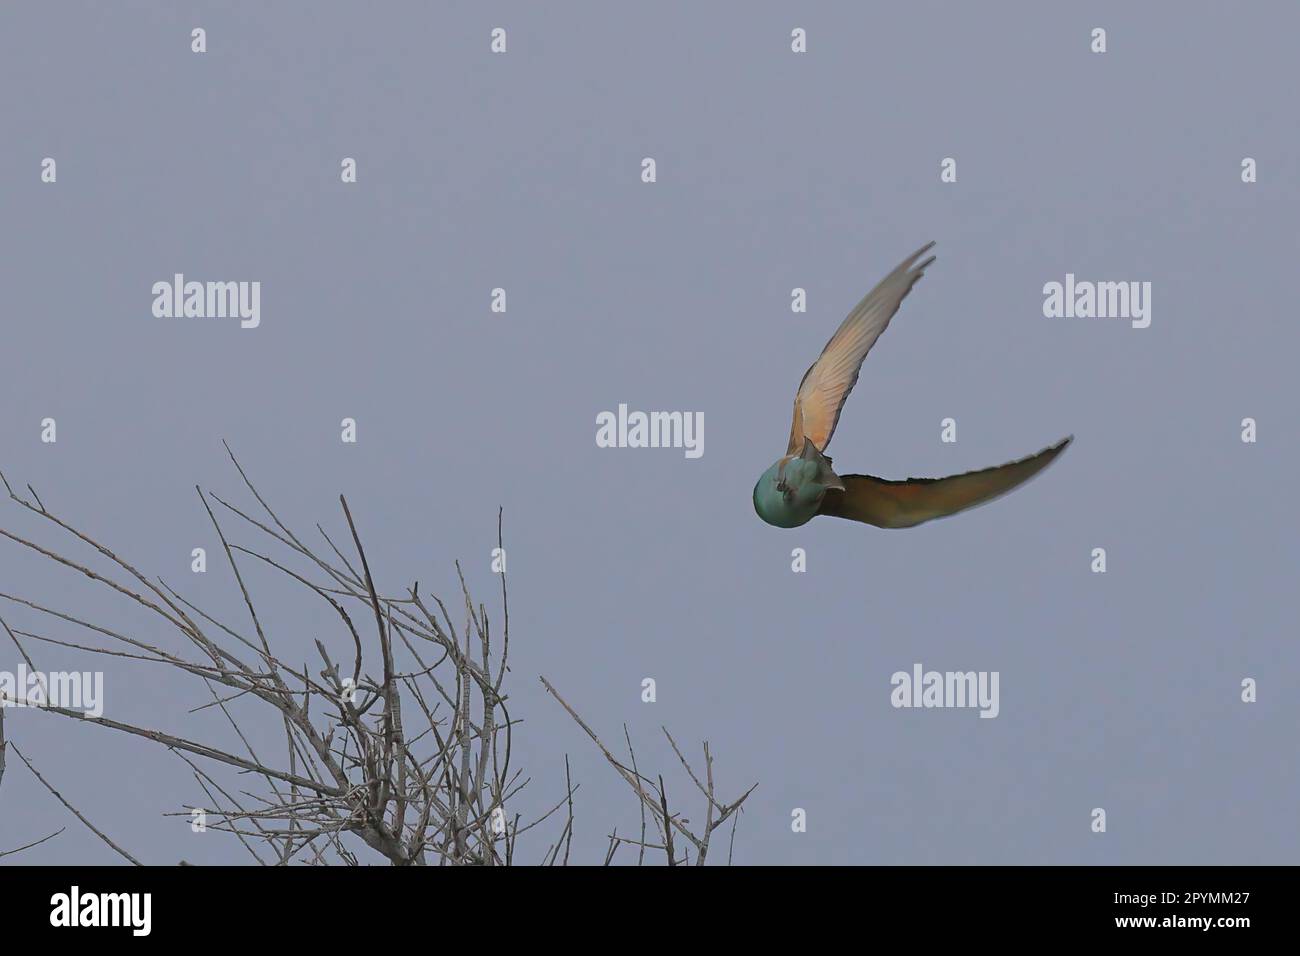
<box><xmin>752</xmin><ymin>440</ymin><xmax>844</xmax><ymax>528</ymax></box>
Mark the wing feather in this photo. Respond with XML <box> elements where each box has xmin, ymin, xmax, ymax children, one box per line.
<box><xmin>818</xmin><ymin>437</ymin><xmax>1071</xmax><ymax>529</ymax></box>
<box><xmin>787</xmin><ymin>242</ymin><xmax>936</xmax><ymax>455</ymax></box>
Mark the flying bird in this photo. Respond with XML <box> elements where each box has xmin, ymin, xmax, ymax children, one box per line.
<box><xmin>753</xmin><ymin>242</ymin><xmax>1070</xmax><ymax>529</ymax></box>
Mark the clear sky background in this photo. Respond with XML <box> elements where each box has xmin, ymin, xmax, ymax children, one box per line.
<box><xmin>1</xmin><ymin>1</ymin><xmax>1297</xmax><ymax>865</ymax></box>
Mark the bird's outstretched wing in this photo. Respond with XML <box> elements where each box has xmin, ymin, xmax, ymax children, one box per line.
<box><xmin>787</xmin><ymin>242</ymin><xmax>936</xmax><ymax>456</ymax></box>
<box><xmin>818</xmin><ymin>437</ymin><xmax>1071</xmax><ymax>529</ymax></box>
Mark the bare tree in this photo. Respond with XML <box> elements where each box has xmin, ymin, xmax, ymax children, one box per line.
<box><xmin>0</xmin><ymin>446</ymin><xmax>754</xmax><ymax>865</ymax></box>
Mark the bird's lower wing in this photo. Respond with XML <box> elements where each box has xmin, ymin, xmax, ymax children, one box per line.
<box><xmin>818</xmin><ymin>437</ymin><xmax>1071</xmax><ymax>528</ymax></box>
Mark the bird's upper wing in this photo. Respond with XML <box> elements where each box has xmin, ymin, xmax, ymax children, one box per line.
<box><xmin>786</xmin><ymin>242</ymin><xmax>937</xmax><ymax>456</ymax></box>
<box><xmin>817</xmin><ymin>436</ymin><xmax>1071</xmax><ymax>528</ymax></box>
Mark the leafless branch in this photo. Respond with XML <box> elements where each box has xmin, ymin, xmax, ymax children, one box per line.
<box><xmin>0</xmin><ymin>454</ymin><xmax>755</xmax><ymax>864</ymax></box>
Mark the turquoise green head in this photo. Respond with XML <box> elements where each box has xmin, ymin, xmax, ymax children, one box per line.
<box><xmin>752</xmin><ymin>440</ymin><xmax>844</xmax><ymax>529</ymax></box>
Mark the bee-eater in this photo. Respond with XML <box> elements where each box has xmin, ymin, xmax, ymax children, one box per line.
<box><xmin>753</xmin><ymin>242</ymin><xmax>1070</xmax><ymax>529</ymax></box>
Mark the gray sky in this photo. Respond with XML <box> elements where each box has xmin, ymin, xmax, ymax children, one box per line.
<box><xmin>1</xmin><ymin>0</ymin><xmax>1297</xmax><ymax>864</ymax></box>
